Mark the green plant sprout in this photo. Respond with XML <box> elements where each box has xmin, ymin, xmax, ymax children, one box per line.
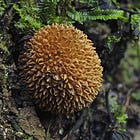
<box><xmin>109</xmin><ymin>97</ymin><xmax>128</xmax><ymax>130</ymax></box>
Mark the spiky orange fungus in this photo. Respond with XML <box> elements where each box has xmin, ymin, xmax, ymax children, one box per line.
<box><xmin>18</xmin><ymin>24</ymin><xmax>103</xmax><ymax>114</ymax></box>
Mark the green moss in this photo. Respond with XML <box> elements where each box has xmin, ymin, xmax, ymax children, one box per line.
<box><xmin>130</xmin><ymin>14</ymin><xmax>140</xmax><ymax>36</ymax></box>
<box><xmin>13</xmin><ymin>1</ymin><xmax>43</xmax><ymax>30</ymax></box>
<box><xmin>131</xmin><ymin>14</ymin><xmax>140</xmax><ymax>30</ymax></box>
<box><xmin>0</xmin><ymin>40</ymin><xmax>9</xmax><ymax>55</ymax></box>
<box><xmin>107</xmin><ymin>35</ymin><xmax>121</xmax><ymax>50</ymax></box>
<box><xmin>0</xmin><ymin>0</ymin><xmax>8</xmax><ymax>16</ymax></box>
<box><xmin>11</xmin><ymin>0</ymin><xmax>130</xmax><ymax>30</ymax></box>
<box><xmin>109</xmin><ymin>97</ymin><xmax>128</xmax><ymax>129</ymax></box>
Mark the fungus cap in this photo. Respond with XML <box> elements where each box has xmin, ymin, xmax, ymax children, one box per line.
<box><xmin>18</xmin><ymin>24</ymin><xmax>103</xmax><ymax>114</ymax></box>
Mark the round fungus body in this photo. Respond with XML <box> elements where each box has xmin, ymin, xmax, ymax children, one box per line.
<box><xmin>18</xmin><ymin>24</ymin><xmax>103</xmax><ymax>114</ymax></box>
